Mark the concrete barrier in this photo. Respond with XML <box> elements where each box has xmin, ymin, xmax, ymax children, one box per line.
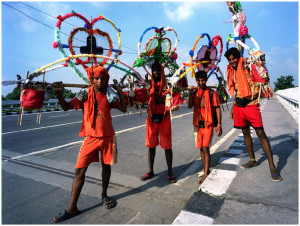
<box><xmin>275</xmin><ymin>87</ymin><xmax>299</xmax><ymax>125</ymax></box>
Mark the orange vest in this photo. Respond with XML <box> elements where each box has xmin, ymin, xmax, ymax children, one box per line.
<box><xmin>79</xmin><ymin>92</ymin><xmax>115</xmax><ymax>137</ymax></box>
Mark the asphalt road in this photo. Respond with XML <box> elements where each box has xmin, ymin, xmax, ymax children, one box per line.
<box><xmin>2</xmin><ymin>99</ymin><xmax>244</xmax><ymax>224</ymax></box>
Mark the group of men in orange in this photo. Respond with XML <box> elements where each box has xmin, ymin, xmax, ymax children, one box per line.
<box><xmin>52</xmin><ymin>47</ymin><xmax>282</xmax><ymax>223</ymax></box>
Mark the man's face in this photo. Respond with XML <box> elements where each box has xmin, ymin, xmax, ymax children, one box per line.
<box><xmin>196</xmin><ymin>77</ymin><xmax>207</xmax><ymax>89</ymax></box>
<box><xmin>93</xmin><ymin>76</ymin><xmax>108</xmax><ymax>91</ymax></box>
<box><xmin>228</xmin><ymin>55</ymin><xmax>239</xmax><ymax>69</ymax></box>
<box><xmin>152</xmin><ymin>66</ymin><xmax>161</xmax><ymax>82</ymax></box>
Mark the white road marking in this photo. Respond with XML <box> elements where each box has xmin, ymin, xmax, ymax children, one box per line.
<box><xmin>218</xmin><ymin>156</ymin><xmax>240</xmax><ymax>165</ymax></box>
<box><xmin>6</xmin><ymin>111</ymin><xmax>194</xmax><ymax>160</ymax></box>
<box><xmin>2</xmin><ymin>121</ymin><xmax>82</xmax><ymax>135</ymax></box>
<box><xmin>127</xmin><ymin>212</ymin><xmax>141</xmax><ymax>224</ymax></box>
<box><xmin>49</xmin><ymin>114</ymin><xmax>70</xmax><ymax>118</ymax></box>
<box><xmin>174</xmin><ymin>128</ymin><xmax>237</xmax><ymax>186</ymax></box>
<box><xmin>172</xmin><ymin>210</ymin><xmax>214</xmax><ymax>224</ymax></box>
<box><xmin>199</xmin><ymin>169</ymin><xmax>237</xmax><ymax>196</ymax></box>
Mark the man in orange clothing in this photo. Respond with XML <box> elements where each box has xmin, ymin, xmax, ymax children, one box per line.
<box><xmin>188</xmin><ymin>70</ymin><xmax>222</xmax><ymax>184</ymax></box>
<box><xmin>52</xmin><ymin>65</ymin><xmax>126</xmax><ymax>223</ymax></box>
<box><xmin>140</xmin><ymin>60</ymin><xmax>176</xmax><ymax>183</ymax></box>
<box><xmin>225</xmin><ymin>47</ymin><xmax>282</xmax><ymax>182</ymax></box>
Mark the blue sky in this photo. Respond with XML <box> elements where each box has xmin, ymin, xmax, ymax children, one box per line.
<box><xmin>2</xmin><ymin>1</ymin><xmax>299</xmax><ymax>96</ymax></box>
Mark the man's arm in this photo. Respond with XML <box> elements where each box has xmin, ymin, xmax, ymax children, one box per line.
<box><xmin>215</xmin><ymin>106</ymin><xmax>222</xmax><ymax>136</ymax></box>
<box><xmin>113</xmin><ymin>84</ymin><xmax>127</xmax><ymax>113</ymax></box>
<box><xmin>188</xmin><ymin>86</ymin><xmax>197</xmax><ymax>109</ymax></box>
<box><xmin>52</xmin><ymin>82</ymin><xmax>74</xmax><ymax>111</ymax></box>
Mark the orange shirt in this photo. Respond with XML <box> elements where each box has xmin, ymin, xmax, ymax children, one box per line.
<box><xmin>147</xmin><ymin>82</ymin><xmax>167</xmax><ymax>115</ymax></box>
<box><xmin>72</xmin><ymin>92</ymin><xmax>119</xmax><ymax>137</ymax></box>
<box><xmin>193</xmin><ymin>88</ymin><xmax>220</xmax><ymax>127</ymax></box>
<box><xmin>233</xmin><ymin>69</ymin><xmax>259</xmax><ymax>105</ymax></box>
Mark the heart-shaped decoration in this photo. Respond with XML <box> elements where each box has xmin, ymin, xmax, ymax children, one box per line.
<box><xmin>68</xmin><ymin>27</ymin><xmax>113</xmax><ymax>69</ymax></box>
<box><xmin>54</xmin><ymin>12</ymin><xmax>121</xmax><ymax>84</ymax></box>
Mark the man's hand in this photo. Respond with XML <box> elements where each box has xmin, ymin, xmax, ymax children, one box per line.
<box><xmin>155</xmin><ymin>93</ymin><xmax>165</xmax><ymax>105</ymax></box>
<box><xmin>189</xmin><ymin>86</ymin><xmax>197</xmax><ymax>96</ymax></box>
<box><xmin>112</xmin><ymin>84</ymin><xmax>123</xmax><ymax>93</ymax></box>
<box><xmin>52</xmin><ymin>82</ymin><xmax>64</xmax><ymax>92</ymax></box>
<box><xmin>230</xmin><ymin>105</ymin><xmax>234</xmax><ymax>120</ymax></box>
<box><xmin>215</xmin><ymin>125</ymin><xmax>222</xmax><ymax>137</ymax></box>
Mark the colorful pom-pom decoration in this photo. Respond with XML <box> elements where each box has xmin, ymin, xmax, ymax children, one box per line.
<box><xmin>155</xmin><ymin>29</ymin><xmax>159</xmax><ymax>33</ymax></box>
<box><xmin>84</xmin><ymin>24</ymin><xmax>88</xmax><ymax>29</ymax></box>
<box><xmin>119</xmin><ymin>50</ymin><xmax>123</xmax><ymax>56</ymax></box>
<box><xmin>71</xmin><ymin>10</ymin><xmax>76</xmax><ymax>14</ymax></box>
<box><xmin>57</xmin><ymin>15</ymin><xmax>63</xmax><ymax>20</ymax></box>
<box><xmin>99</xmin><ymin>15</ymin><xmax>104</xmax><ymax>19</ymax></box>
<box><xmin>171</xmin><ymin>52</ymin><xmax>178</xmax><ymax>60</ymax></box>
<box><xmin>63</xmin><ymin>63</ymin><xmax>68</xmax><ymax>67</ymax></box>
<box><xmin>239</xmin><ymin>25</ymin><xmax>248</xmax><ymax>37</ymax></box>
<box><xmin>118</xmin><ymin>28</ymin><xmax>121</xmax><ymax>32</ymax></box>
<box><xmin>52</xmin><ymin>42</ymin><xmax>58</xmax><ymax>49</ymax></box>
<box><xmin>189</xmin><ymin>50</ymin><xmax>194</xmax><ymax>57</ymax></box>
<box><xmin>61</xmin><ymin>44</ymin><xmax>70</xmax><ymax>48</ymax></box>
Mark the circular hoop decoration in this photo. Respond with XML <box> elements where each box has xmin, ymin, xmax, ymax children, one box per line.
<box><xmin>196</xmin><ymin>45</ymin><xmax>217</xmax><ymax>72</ymax></box>
<box><xmin>68</xmin><ymin>27</ymin><xmax>113</xmax><ymax>68</ymax></box>
<box><xmin>145</xmin><ymin>37</ymin><xmax>172</xmax><ymax>56</ymax></box>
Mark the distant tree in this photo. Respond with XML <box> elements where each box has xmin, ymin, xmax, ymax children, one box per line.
<box><xmin>5</xmin><ymin>87</ymin><xmax>21</xmax><ymax>100</ymax></box>
<box><xmin>274</xmin><ymin>75</ymin><xmax>296</xmax><ymax>92</ymax></box>
<box><xmin>2</xmin><ymin>95</ymin><xmax>6</xmax><ymax>100</ymax></box>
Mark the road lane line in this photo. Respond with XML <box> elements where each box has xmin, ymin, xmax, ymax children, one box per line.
<box><xmin>2</xmin><ymin>121</ymin><xmax>82</xmax><ymax>135</ymax></box>
<box><xmin>7</xmin><ymin>111</ymin><xmax>194</xmax><ymax>160</ymax></box>
<box><xmin>49</xmin><ymin>114</ymin><xmax>71</xmax><ymax>118</ymax></box>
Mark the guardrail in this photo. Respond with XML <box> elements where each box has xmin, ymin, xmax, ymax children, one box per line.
<box><xmin>2</xmin><ymin>99</ymin><xmax>71</xmax><ymax>115</ymax></box>
<box><xmin>275</xmin><ymin>87</ymin><xmax>299</xmax><ymax>124</ymax></box>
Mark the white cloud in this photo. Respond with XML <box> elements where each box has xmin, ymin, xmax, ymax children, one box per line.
<box><xmin>34</xmin><ymin>2</ymin><xmax>72</xmax><ymax>22</ymax></box>
<box><xmin>164</xmin><ymin>2</ymin><xmax>196</xmax><ymax>22</ymax></box>
<box><xmin>163</xmin><ymin>2</ymin><xmax>223</xmax><ymax>22</ymax></box>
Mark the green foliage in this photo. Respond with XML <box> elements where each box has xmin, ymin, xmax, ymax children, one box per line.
<box><xmin>2</xmin><ymin>95</ymin><xmax>6</xmax><ymax>100</ymax></box>
<box><xmin>5</xmin><ymin>87</ymin><xmax>22</xmax><ymax>100</ymax></box>
<box><xmin>274</xmin><ymin>75</ymin><xmax>295</xmax><ymax>92</ymax></box>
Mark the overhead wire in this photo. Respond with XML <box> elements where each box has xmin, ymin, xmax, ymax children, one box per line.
<box><xmin>17</xmin><ymin>1</ymin><xmax>138</xmax><ymax>54</ymax></box>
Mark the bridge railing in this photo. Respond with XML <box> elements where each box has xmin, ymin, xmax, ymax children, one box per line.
<box><xmin>275</xmin><ymin>87</ymin><xmax>299</xmax><ymax>124</ymax></box>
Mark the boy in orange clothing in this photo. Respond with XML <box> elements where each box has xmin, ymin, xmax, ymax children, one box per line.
<box><xmin>188</xmin><ymin>70</ymin><xmax>222</xmax><ymax>184</ymax></box>
<box><xmin>188</xmin><ymin>71</ymin><xmax>222</xmax><ymax>184</ymax></box>
<box><xmin>225</xmin><ymin>47</ymin><xmax>282</xmax><ymax>182</ymax></box>
<box><xmin>52</xmin><ymin>65</ymin><xmax>126</xmax><ymax>223</ymax></box>
<box><xmin>140</xmin><ymin>60</ymin><xmax>176</xmax><ymax>183</ymax></box>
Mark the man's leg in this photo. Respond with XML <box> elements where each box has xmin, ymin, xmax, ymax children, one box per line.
<box><xmin>148</xmin><ymin>147</ymin><xmax>156</xmax><ymax>175</ymax></box>
<box><xmin>66</xmin><ymin>167</ymin><xmax>88</xmax><ymax>214</ymax></box>
<box><xmin>101</xmin><ymin>162</ymin><xmax>111</xmax><ymax>198</ymax></box>
<box><xmin>255</xmin><ymin>129</ymin><xmax>282</xmax><ymax>180</ymax></box>
<box><xmin>198</xmin><ymin>147</ymin><xmax>210</xmax><ymax>184</ymax></box>
<box><xmin>241</xmin><ymin>127</ymin><xmax>258</xmax><ymax>168</ymax></box>
<box><xmin>165</xmin><ymin>148</ymin><xmax>173</xmax><ymax>176</ymax></box>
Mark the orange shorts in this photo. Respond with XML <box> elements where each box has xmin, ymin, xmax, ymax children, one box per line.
<box><xmin>194</xmin><ymin>125</ymin><xmax>214</xmax><ymax>149</ymax></box>
<box><xmin>145</xmin><ymin>114</ymin><xmax>172</xmax><ymax>150</ymax></box>
<box><xmin>76</xmin><ymin>135</ymin><xmax>117</xmax><ymax>168</ymax></box>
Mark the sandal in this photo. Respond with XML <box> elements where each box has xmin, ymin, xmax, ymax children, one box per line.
<box><xmin>271</xmin><ymin>173</ymin><xmax>283</xmax><ymax>182</ymax></box>
<box><xmin>241</xmin><ymin>161</ymin><xmax>258</xmax><ymax>169</ymax></box>
<box><xmin>53</xmin><ymin>210</ymin><xmax>81</xmax><ymax>223</ymax></box>
<box><xmin>102</xmin><ymin>196</ymin><xmax>116</xmax><ymax>209</ymax></box>
<box><xmin>140</xmin><ymin>172</ymin><xmax>154</xmax><ymax>181</ymax></box>
<box><xmin>168</xmin><ymin>175</ymin><xmax>177</xmax><ymax>184</ymax></box>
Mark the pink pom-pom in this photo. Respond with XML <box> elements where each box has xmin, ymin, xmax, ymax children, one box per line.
<box><xmin>119</xmin><ymin>50</ymin><xmax>123</xmax><ymax>56</ymax></box>
<box><xmin>171</xmin><ymin>52</ymin><xmax>178</xmax><ymax>60</ymax></box>
<box><xmin>239</xmin><ymin>25</ymin><xmax>248</xmax><ymax>36</ymax></box>
<box><xmin>63</xmin><ymin>63</ymin><xmax>68</xmax><ymax>67</ymax></box>
<box><xmin>52</xmin><ymin>42</ymin><xmax>58</xmax><ymax>48</ymax></box>
<box><xmin>155</xmin><ymin>29</ymin><xmax>159</xmax><ymax>33</ymax></box>
<box><xmin>99</xmin><ymin>15</ymin><xmax>104</xmax><ymax>20</ymax></box>
<box><xmin>66</xmin><ymin>57</ymin><xmax>71</xmax><ymax>62</ymax></box>
<box><xmin>75</xmin><ymin>59</ymin><xmax>80</xmax><ymax>65</ymax></box>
